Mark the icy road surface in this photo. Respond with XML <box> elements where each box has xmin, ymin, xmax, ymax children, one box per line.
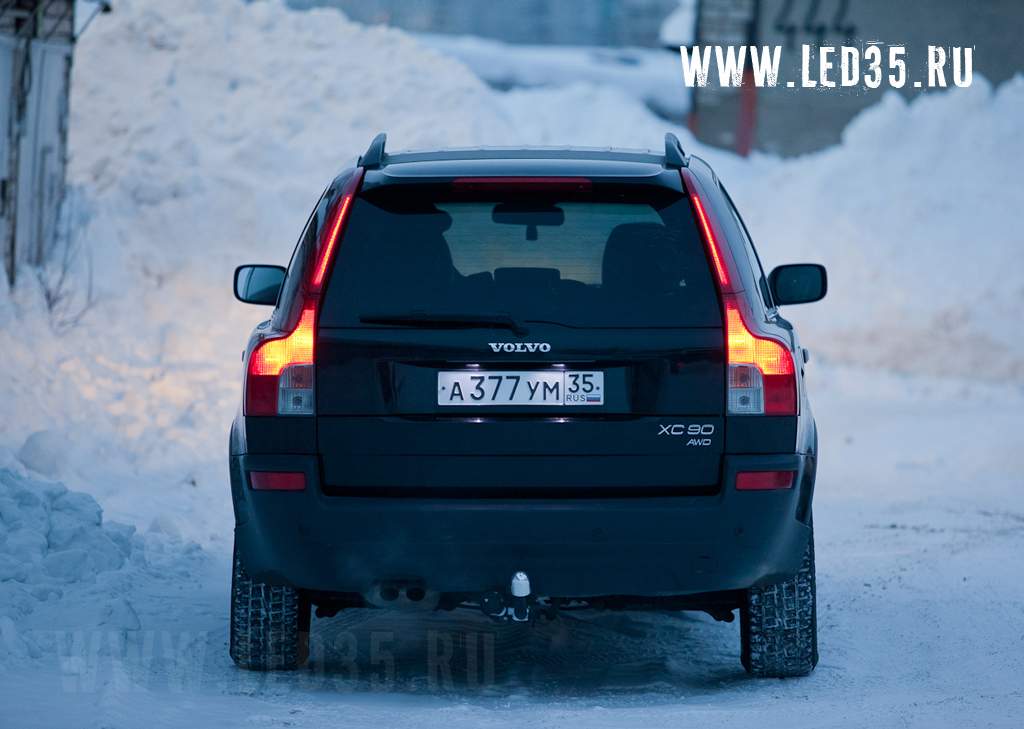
<box><xmin>2</xmin><ymin>367</ymin><xmax>1022</xmax><ymax>728</ymax></box>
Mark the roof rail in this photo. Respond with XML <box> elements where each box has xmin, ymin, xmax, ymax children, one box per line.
<box><xmin>358</xmin><ymin>133</ymin><xmax>387</xmax><ymax>169</ymax></box>
<box><xmin>664</xmin><ymin>132</ymin><xmax>688</xmax><ymax>168</ymax></box>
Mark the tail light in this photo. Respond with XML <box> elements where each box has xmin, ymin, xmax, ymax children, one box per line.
<box><xmin>735</xmin><ymin>470</ymin><xmax>795</xmax><ymax>490</ymax></box>
<box><xmin>683</xmin><ymin>178</ymin><xmax>798</xmax><ymax>417</ymax></box>
<box><xmin>725</xmin><ymin>295</ymin><xmax>796</xmax><ymax>414</ymax></box>
<box><xmin>245</xmin><ymin>300</ymin><xmax>317</xmax><ymax>416</ymax></box>
<box><xmin>243</xmin><ymin>169</ymin><xmax>363</xmax><ymax>417</ymax></box>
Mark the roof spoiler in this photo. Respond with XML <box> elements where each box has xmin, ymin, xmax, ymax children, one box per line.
<box><xmin>357</xmin><ymin>131</ymin><xmax>688</xmax><ymax>169</ymax></box>
<box><xmin>664</xmin><ymin>132</ymin><xmax>689</xmax><ymax>168</ymax></box>
<box><xmin>358</xmin><ymin>133</ymin><xmax>387</xmax><ymax>169</ymax></box>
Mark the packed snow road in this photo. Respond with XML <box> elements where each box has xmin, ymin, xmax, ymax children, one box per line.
<box><xmin>2</xmin><ymin>366</ymin><xmax>1022</xmax><ymax>727</ymax></box>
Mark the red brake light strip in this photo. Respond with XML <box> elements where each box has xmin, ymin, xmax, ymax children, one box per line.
<box><xmin>312</xmin><ymin>194</ymin><xmax>353</xmax><ymax>288</ymax></box>
<box><xmin>452</xmin><ymin>177</ymin><xmax>592</xmax><ymax>193</ymax></box>
<box><xmin>691</xmin><ymin>195</ymin><xmax>731</xmax><ymax>288</ymax></box>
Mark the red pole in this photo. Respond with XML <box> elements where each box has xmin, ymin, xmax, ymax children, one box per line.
<box><xmin>735</xmin><ymin>67</ymin><xmax>758</xmax><ymax>157</ymax></box>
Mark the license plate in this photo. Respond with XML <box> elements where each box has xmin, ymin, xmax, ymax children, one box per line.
<box><xmin>437</xmin><ymin>371</ymin><xmax>604</xmax><ymax>406</ymax></box>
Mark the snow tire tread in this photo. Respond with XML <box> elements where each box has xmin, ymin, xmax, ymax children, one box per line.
<box><xmin>741</xmin><ymin>532</ymin><xmax>818</xmax><ymax>678</ymax></box>
<box><xmin>229</xmin><ymin>545</ymin><xmax>300</xmax><ymax>671</ymax></box>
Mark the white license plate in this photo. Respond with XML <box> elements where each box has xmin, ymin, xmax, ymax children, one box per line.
<box><xmin>437</xmin><ymin>371</ymin><xmax>604</xmax><ymax>406</ymax></box>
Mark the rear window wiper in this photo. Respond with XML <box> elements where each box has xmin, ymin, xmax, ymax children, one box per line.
<box><xmin>359</xmin><ymin>310</ymin><xmax>529</xmax><ymax>337</ymax></box>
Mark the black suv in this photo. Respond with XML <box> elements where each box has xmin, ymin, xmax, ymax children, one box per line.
<box><xmin>229</xmin><ymin>133</ymin><xmax>827</xmax><ymax>678</ymax></box>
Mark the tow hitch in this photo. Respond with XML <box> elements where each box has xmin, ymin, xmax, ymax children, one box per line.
<box><xmin>479</xmin><ymin>571</ymin><xmax>533</xmax><ymax>621</ymax></box>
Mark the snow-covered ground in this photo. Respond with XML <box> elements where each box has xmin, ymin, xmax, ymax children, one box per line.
<box><xmin>1</xmin><ymin>0</ymin><xmax>1022</xmax><ymax>725</ymax></box>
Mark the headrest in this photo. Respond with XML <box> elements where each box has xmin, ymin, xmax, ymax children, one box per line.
<box><xmin>602</xmin><ymin>223</ymin><xmax>687</xmax><ymax>295</ymax></box>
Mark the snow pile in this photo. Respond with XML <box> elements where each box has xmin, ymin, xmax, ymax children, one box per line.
<box><xmin>725</xmin><ymin>77</ymin><xmax>1024</xmax><ymax>382</ymax></box>
<box><xmin>0</xmin><ymin>465</ymin><xmax>133</xmax><ymax>660</ymax></box>
<box><xmin>412</xmin><ymin>33</ymin><xmax>690</xmax><ymax>118</ymax></box>
<box><xmin>658</xmin><ymin>0</ymin><xmax>698</xmax><ymax>48</ymax></box>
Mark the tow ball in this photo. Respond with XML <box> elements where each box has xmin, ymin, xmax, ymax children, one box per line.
<box><xmin>479</xmin><ymin>571</ymin><xmax>532</xmax><ymax>622</ymax></box>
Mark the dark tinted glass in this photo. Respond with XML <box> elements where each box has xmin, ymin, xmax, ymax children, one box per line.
<box><xmin>319</xmin><ymin>186</ymin><xmax>721</xmax><ymax>329</ymax></box>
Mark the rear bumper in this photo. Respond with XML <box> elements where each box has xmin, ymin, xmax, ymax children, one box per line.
<box><xmin>230</xmin><ymin>453</ymin><xmax>814</xmax><ymax>598</ymax></box>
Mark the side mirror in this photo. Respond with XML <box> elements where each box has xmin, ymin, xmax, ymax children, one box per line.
<box><xmin>234</xmin><ymin>265</ymin><xmax>286</xmax><ymax>305</ymax></box>
<box><xmin>768</xmin><ymin>264</ymin><xmax>827</xmax><ymax>305</ymax></box>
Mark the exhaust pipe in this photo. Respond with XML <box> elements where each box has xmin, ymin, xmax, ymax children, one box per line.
<box><xmin>365</xmin><ymin>578</ymin><xmax>439</xmax><ymax>611</ymax></box>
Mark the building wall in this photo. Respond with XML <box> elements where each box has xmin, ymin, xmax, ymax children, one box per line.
<box><xmin>0</xmin><ymin>1</ymin><xmax>74</xmax><ymax>284</ymax></box>
<box><xmin>290</xmin><ymin>0</ymin><xmax>680</xmax><ymax>47</ymax></box>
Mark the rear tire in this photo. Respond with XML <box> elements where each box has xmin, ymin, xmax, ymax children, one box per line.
<box><xmin>740</xmin><ymin>530</ymin><xmax>818</xmax><ymax>678</ymax></box>
<box><xmin>229</xmin><ymin>543</ymin><xmax>304</xmax><ymax>670</ymax></box>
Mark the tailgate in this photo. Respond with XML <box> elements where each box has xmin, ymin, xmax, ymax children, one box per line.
<box><xmin>316</xmin><ymin>325</ymin><xmax>725</xmax><ymax>495</ymax></box>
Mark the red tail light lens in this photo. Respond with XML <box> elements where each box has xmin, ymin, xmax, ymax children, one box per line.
<box><xmin>725</xmin><ymin>297</ymin><xmax>794</xmax><ymax>376</ymax></box>
<box><xmin>735</xmin><ymin>470</ymin><xmax>796</xmax><ymax>491</ymax></box>
<box><xmin>724</xmin><ymin>295</ymin><xmax>797</xmax><ymax>415</ymax></box>
<box><xmin>249</xmin><ymin>471</ymin><xmax>307</xmax><ymax>491</ymax></box>
<box><xmin>679</xmin><ymin>172</ymin><xmax>797</xmax><ymax>416</ymax></box>
<box><xmin>249</xmin><ymin>302</ymin><xmax>315</xmax><ymax>376</ymax></box>
<box><xmin>243</xmin><ymin>170</ymin><xmax>363</xmax><ymax>418</ymax></box>
<box><xmin>245</xmin><ymin>300</ymin><xmax>317</xmax><ymax>416</ymax></box>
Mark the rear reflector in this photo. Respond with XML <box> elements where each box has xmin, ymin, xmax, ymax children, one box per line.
<box><xmin>249</xmin><ymin>471</ymin><xmax>307</xmax><ymax>491</ymax></box>
<box><xmin>735</xmin><ymin>470</ymin><xmax>796</xmax><ymax>491</ymax></box>
<box><xmin>452</xmin><ymin>177</ymin><xmax>592</xmax><ymax>193</ymax></box>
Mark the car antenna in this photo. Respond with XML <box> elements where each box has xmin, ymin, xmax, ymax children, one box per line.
<box><xmin>359</xmin><ymin>133</ymin><xmax>387</xmax><ymax>169</ymax></box>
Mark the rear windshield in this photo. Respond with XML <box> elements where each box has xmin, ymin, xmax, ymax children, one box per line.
<box><xmin>319</xmin><ymin>185</ymin><xmax>721</xmax><ymax>329</ymax></box>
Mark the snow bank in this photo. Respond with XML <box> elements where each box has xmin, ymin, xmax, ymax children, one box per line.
<box><xmin>0</xmin><ymin>466</ymin><xmax>133</xmax><ymax>583</ymax></box>
<box><xmin>0</xmin><ymin>466</ymin><xmax>133</xmax><ymax>661</ymax></box>
<box><xmin>659</xmin><ymin>0</ymin><xmax>698</xmax><ymax>48</ymax></box>
<box><xmin>412</xmin><ymin>33</ymin><xmax>690</xmax><ymax>117</ymax></box>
